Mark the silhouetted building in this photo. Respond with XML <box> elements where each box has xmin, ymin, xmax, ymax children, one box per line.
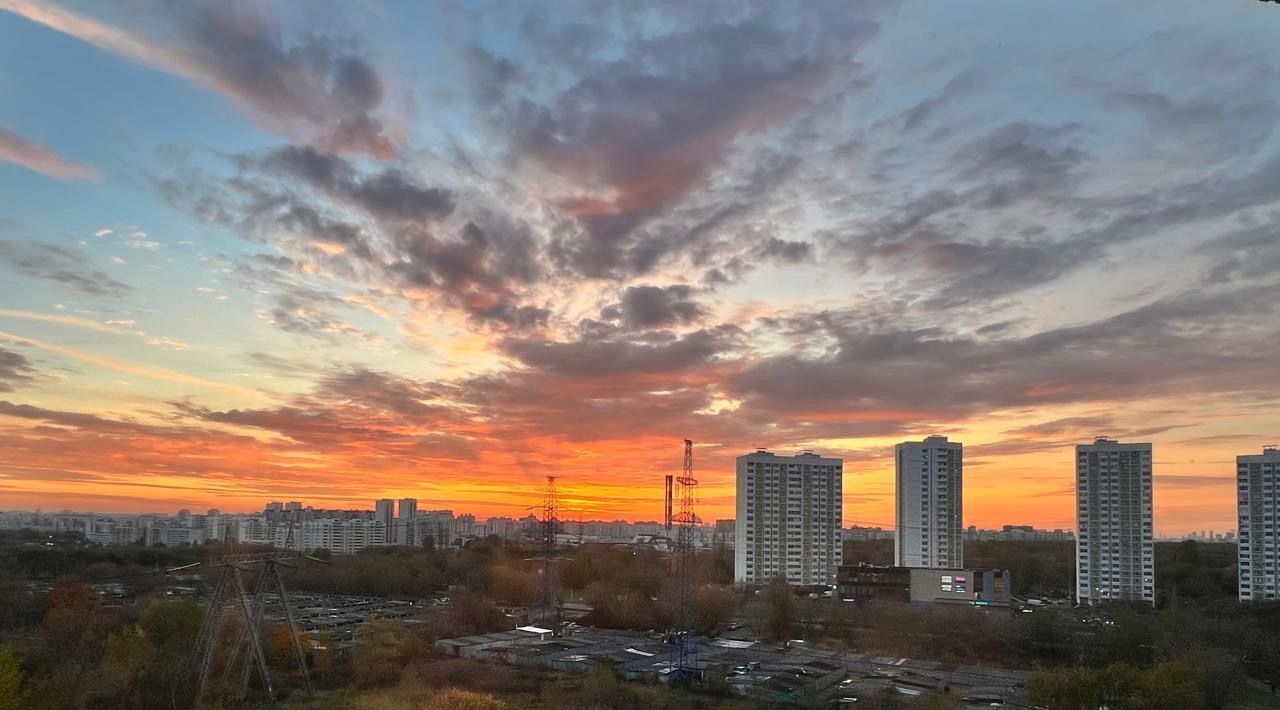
<box><xmin>836</xmin><ymin>564</ymin><xmax>910</xmax><ymax>602</ymax></box>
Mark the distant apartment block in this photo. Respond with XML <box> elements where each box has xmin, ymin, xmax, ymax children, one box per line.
<box><xmin>1076</xmin><ymin>438</ymin><xmax>1154</xmax><ymax>605</ymax></box>
<box><xmin>734</xmin><ymin>449</ymin><xmax>843</xmax><ymax>586</ymax></box>
<box><xmin>1238</xmin><ymin>446</ymin><xmax>1280</xmax><ymax>601</ymax></box>
<box><xmin>894</xmin><ymin>436</ymin><xmax>964</xmax><ymax>568</ymax></box>
<box><xmin>375</xmin><ymin>498</ymin><xmax>395</xmax><ymax>541</ymax></box>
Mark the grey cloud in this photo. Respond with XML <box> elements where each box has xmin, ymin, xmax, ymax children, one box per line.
<box><xmin>0</xmin><ymin>240</ymin><xmax>131</xmax><ymax>298</ymax></box>
<box><xmin>501</xmin><ymin>324</ymin><xmax>741</xmax><ymax>379</ymax></box>
<box><xmin>729</xmin><ymin>281</ymin><xmax>1280</xmax><ymax>419</ymax></box>
<box><xmin>159</xmin><ymin>152</ymin><xmax>544</xmax><ymax>331</ymax></box>
<box><xmin>755</xmin><ymin>238</ymin><xmax>815</xmax><ymax>265</ymax></box>
<box><xmin>1199</xmin><ymin>220</ymin><xmax>1280</xmax><ymax>284</ymax></box>
<box><xmin>836</xmin><ymin>123</ymin><xmax>1280</xmax><ymax>308</ymax></box>
<box><xmin>0</xmin><ymin>347</ymin><xmax>37</xmax><ymax>393</ymax></box>
<box><xmin>256</xmin><ymin>146</ymin><xmax>454</xmax><ymax>223</ymax></box>
<box><xmin>267</xmin><ymin>288</ymin><xmax>374</xmax><ymax>344</ymax></box>
<box><xmin>7</xmin><ymin>1</ymin><xmax>401</xmax><ymax>158</ymax></box>
<box><xmin>155</xmin><ymin>2</ymin><xmax>400</xmax><ymax>158</ymax></box>
<box><xmin>475</xmin><ymin>9</ymin><xmax>880</xmax><ymax>278</ymax></box>
<box><xmin>601</xmin><ymin>285</ymin><xmax>706</xmax><ymax>330</ymax></box>
<box><xmin>1003</xmin><ymin>416</ymin><xmax>1116</xmax><ymax>438</ymax></box>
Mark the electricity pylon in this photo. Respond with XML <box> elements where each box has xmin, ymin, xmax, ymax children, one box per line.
<box><xmin>528</xmin><ymin>476</ymin><xmax>562</xmax><ymax>631</ymax></box>
<box><xmin>190</xmin><ymin>524</ymin><xmax>324</xmax><ymax>705</ymax></box>
<box><xmin>669</xmin><ymin>439</ymin><xmax>699</xmax><ymax>681</ymax></box>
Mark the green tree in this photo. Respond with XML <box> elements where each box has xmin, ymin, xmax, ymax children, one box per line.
<box><xmin>0</xmin><ymin>646</ymin><xmax>23</xmax><ymax>710</ymax></box>
<box><xmin>1136</xmin><ymin>660</ymin><xmax>1204</xmax><ymax>710</ymax></box>
<box><xmin>138</xmin><ymin>599</ymin><xmax>203</xmax><ymax>647</ymax></box>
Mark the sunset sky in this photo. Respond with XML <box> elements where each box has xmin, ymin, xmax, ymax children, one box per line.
<box><xmin>1</xmin><ymin>1</ymin><xmax>1278</xmax><ymax>535</ymax></box>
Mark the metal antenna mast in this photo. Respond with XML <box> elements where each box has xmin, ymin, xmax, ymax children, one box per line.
<box><xmin>669</xmin><ymin>438</ymin><xmax>699</xmax><ymax>680</ymax></box>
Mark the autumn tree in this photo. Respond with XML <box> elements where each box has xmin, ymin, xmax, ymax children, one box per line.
<box><xmin>762</xmin><ymin>578</ymin><xmax>796</xmax><ymax>643</ymax></box>
<box><xmin>693</xmin><ymin>584</ymin><xmax>736</xmax><ymax>635</ymax></box>
<box><xmin>424</xmin><ymin>687</ymin><xmax>509</xmax><ymax>710</ymax></box>
<box><xmin>353</xmin><ymin>618</ymin><xmax>409</xmax><ymax>688</ymax></box>
<box><xmin>0</xmin><ymin>646</ymin><xmax>23</xmax><ymax>710</ymax></box>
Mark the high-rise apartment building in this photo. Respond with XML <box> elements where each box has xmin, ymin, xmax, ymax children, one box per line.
<box><xmin>1076</xmin><ymin>438</ymin><xmax>1154</xmax><ymax>605</ymax></box>
<box><xmin>397</xmin><ymin>498</ymin><xmax>418</xmax><ymax>547</ymax></box>
<box><xmin>734</xmin><ymin>450</ymin><xmax>842</xmax><ymax>586</ymax></box>
<box><xmin>375</xmin><ymin>498</ymin><xmax>395</xmax><ymax>541</ymax></box>
<box><xmin>398</xmin><ymin>498</ymin><xmax>418</xmax><ymax>520</ymax></box>
<box><xmin>894</xmin><ymin>436</ymin><xmax>963</xmax><ymax>568</ymax></box>
<box><xmin>1238</xmin><ymin>446</ymin><xmax>1280</xmax><ymax>601</ymax></box>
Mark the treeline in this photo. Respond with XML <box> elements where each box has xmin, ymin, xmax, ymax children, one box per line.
<box><xmin>0</xmin><ymin>582</ymin><xmax>203</xmax><ymax>708</ymax></box>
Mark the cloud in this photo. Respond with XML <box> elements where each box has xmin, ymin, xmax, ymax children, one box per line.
<box><xmin>601</xmin><ymin>285</ymin><xmax>706</xmax><ymax>330</ymax></box>
<box><xmin>755</xmin><ymin>238</ymin><xmax>815</xmax><ymax>265</ymax></box>
<box><xmin>727</xmin><ymin>281</ymin><xmax>1280</xmax><ymax>421</ymax></box>
<box><xmin>0</xmin><ymin>126</ymin><xmax>101</xmax><ymax>180</ymax></box>
<box><xmin>159</xmin><ymin>153</ymin><xmax>546</xmax><ymax>330</ymax></box>
<box><xmin>1</xmin><ymin>0</ymin><xmax>401</xmax><ymax>158</ymax></box>
<box><xmin>1003</xmin><ymin>416</ymin><xmax>1117</xmax><ymax>439</ymax></box>
<box><xmin>830</xmin><ymin>123</ymin><xmax>1280</xmax><ymax>308</ymax></box>
<box><xmin>500</xmin><ymin>323</ymin><xmax>740</xmax><ymax>380</ymax></box>
<box><xmin>0</xmin><ymin>308</ymin><xmax>126</xmax><ymax>333</ymax></box>
<box><xmin>0</xmin><ymin>329</ymin><xmax>254</xmax><ymax>394</ymax></box>
<box><xmin>471</xmin><ymin>8</ymin><xmax>881</xmax><ymax>277</ymax></box>
<box><xmin>0</xmin><ymin>240</ymin><xmax>131</xmax><ymax>297</ymax></box>
<box><xmin>0</xmin><ymin>346</ymin><xmax>37</xmax><ymax>392</ymax></box>
<box><xmin>255</xmin><ymin>145</ymin><xmax>454</xmax><ymax>223</ymax></box>
<box><xmin>266</xmin><ymin>288</ymin><xmax>377</xmax><ymax>344</ymax></box>
<box><xmin>145</xmin><ymin>336</ymin><xmax>188</xmax><ymax>351</ymax></box>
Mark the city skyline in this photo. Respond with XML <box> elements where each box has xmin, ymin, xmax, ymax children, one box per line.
<box><xmin>2</xmin><ymin>1</ymin><xmax>1279</xmax><ymax>536</ymax></box>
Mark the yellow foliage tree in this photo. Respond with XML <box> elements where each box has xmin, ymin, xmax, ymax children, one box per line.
<box><xmin>422</xmin><ymin>687</ymin><xmax>509</xmax><ymax>710</ymax></box>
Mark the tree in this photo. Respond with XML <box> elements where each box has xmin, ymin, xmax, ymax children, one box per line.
<box><xmin>446</xmin><ymin>593</ymin><xmax>509</xmax><ymax>636</ymax></box>
<box><xmin>0</xmin><ymin>646</ymin><xmax>23</xmax><ymax>710</ymax></box>
<box><xmin>270</xmin><ymin>624</ymin><xmax>309</xmax><ymax>672</ymax></box>
<box><xmin>763</xmin><ymin>578</ymin><xmax>796</xmax><ymax>643</ymax></box>
<box><xmin>424</xmin><ymin>687</ymin><xmax>509</xmax><ymax>710</ymax></box>
<box><xmin>1136</xmin><ymin>660</ymin><xmax>1204</xmax><ymax>710</ymax></box>
<box><xmin>352</xmin><ymin>619</ymin><xmax>407</xmax><ymax>688</ymax></box>
<box><xmin>1031</xmin><ymin>660</ymin><xmax>1205</xmax><ymax>710</ymax></box>
<box><xmin>138</xmin><ymin>599</ymin><xmax>203</xmax><ymax>648</ymax></box>
<box><xmin>693</xmin><ymin>584</ymin><xmax>736</xmax><ymax>635</ymax></box>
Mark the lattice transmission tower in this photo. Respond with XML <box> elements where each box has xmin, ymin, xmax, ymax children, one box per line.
<box><xmin>190</xmin><ymin>525</ymin><xmax>322</xmax><ymax>706</ymax></box>
<box><xmin>669</xmin><ymin>438</ymin><xmax>699</xmax><ymax>681</ymax></box>
<box><xmin>530</xmin><ymin>475</ymin><xmax>562</xmax><ymax>632</ymax></box>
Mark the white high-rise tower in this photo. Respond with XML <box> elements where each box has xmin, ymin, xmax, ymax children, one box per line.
<box><xmin>1238</xmin><ymin>446</ymin><xmax>1280</xmax><ymax>601</ymax></box>
<box><xmin>734</xmin><ymin>450</ymin><xmax>842</xmax><ymax>586</ymax></box>
<box><xmin>1075</xmin><ymin>438</ymin><xmax>1154</xmax><ymax>605</ymax></box>
<box><xmin>894</xmin><ymin>436</ymin><xmax>963</xmax><ymax>568</ymax></box>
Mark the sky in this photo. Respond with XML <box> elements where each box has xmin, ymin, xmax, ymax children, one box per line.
<box><xmin>0</xmin><ymin>1</ymin><xmax>1278</xmax><ymax>535</ymax></box>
